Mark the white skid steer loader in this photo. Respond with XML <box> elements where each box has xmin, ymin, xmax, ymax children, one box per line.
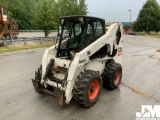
<box><xmin>32</xmin><ymin>16</ymin><xmax>123</xmax><ymax>108</ymax></box>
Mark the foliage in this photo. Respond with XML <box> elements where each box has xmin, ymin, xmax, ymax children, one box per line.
<box><xmin>133</xmin><ymin>0</ymin><xmax>160</xmax><ymax>34</ymax></box>
<box><xmin>54</xmin><ymin>0</ymin><xmax>87</xmax><ymax>28</ymax></box>
<box><xmin>0</xmin><ymin>0</ymin><xmax>36</xmax><ymax>29</ymax></box>
<box><xmin>56</xmin><ymin>0</ymin><xmax>87</xmax><ymax>16</ymax></box>
<box><xmin>123</xmin><ymin>24</ymin><xmax>132</xmax><ymax>29</ymax></box>
<box><xmin>32</xmin><ymin>0</ymin><xmax>56</xmax><ymax>37</ymax></box>
<box><xmin>0</xmin><ymin>0</ymin><xmax>87</xmax><ymax>37</ymax></box>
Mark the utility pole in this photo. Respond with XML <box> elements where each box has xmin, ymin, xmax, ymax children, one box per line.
<box><xmin>128</xmin><ymin>10</ymin><xmax>131</xmax><ymax>24</ymax></box>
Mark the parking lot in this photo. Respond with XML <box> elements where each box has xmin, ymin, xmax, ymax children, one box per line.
<box><xmin>0</xmin><ymin>34</ymin><xmax>160</xmax><ymax>120</ymax></box>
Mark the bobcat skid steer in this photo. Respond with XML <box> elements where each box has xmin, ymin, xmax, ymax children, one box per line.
<box><xmin>32</xmin><ymin>16</ymin><xmax>123</xmax><ymax>108</ymax></box>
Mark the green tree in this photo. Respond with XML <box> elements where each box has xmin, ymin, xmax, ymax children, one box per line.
<box><xmin>56</xmin><ymin>0</ymin><xmax>87</xmax><ymax>16</ymax></box>
<box><xmin>32</xmin><ymin>0</ymin><xmax>56</xmax><ymax>37</ymax></box>
<box><xmin>0</xmin><ymin>0</ymin><xmax>35</xmax><ymax>29</ymax></box>
<box><xmin>0</xmin><ymin>0</ymin><xmax>87</xmax><ymax>36</ymax></box>
<box><xmin>123</xmin><ymin>24</ymin><xmax>132</xmax><ymax>30</ymax></box>
<box><xmin>54</xmin><ymin>0</ymin><xmax>87</xmax><ymax>23</ymax></box>
<box><xmin>33</xmin><ymin>0</ymin><xmax>87</xmax><ymax>37</ymax></box>
<box><xmin>133</xmin><ymin>0</ymin><xmax>160</xmax><ymax>34</ymax></box>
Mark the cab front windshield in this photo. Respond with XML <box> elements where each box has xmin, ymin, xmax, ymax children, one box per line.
<box><xmin>59</xmin><ymin>21</ymin><xmax>82</xmax><ymax>51</ymax></box>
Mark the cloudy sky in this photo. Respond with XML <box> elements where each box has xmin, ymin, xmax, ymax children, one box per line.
<box><xmin>86</xmin><ymin>0</ymin><xmax>160</xmax><ymax>22</ymax></box>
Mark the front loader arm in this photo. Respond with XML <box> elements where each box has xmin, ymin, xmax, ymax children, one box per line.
<box><xmin>65</xmin><ymin>22</ymin><xmax>123</xmax><ymax>103</ymax></box>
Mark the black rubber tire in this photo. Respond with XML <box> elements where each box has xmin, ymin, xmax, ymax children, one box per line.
<box><xmin>73</xmin><ymin>70</ymin><xmax>102</xmax><ymax>108</ymax></box>
<box><xmin>102</xmin><ymin>62</ymin><xmax>122</xmax><ymax>90</ymax></box>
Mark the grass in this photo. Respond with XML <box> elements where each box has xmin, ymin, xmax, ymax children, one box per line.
<box><xmin>137</xmin><ymin>32</ymin><xmax>160</xmax><ymax>38</ymax></box>
<box><xmin>0</xmin><ymin>43</ymin><xmax>54</xmax><ymax>53</ymax></box>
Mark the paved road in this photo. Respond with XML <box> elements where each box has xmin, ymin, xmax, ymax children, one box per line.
<box><xmin>0</xmin><ymin>35</ymin><xmax>160</xmax><ymax>120</ymax></box>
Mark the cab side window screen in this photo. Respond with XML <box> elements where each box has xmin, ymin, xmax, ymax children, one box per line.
<box><xmin>94</xmin><ymin>22</ymin><xmax>103</xmax><ymax>38</ymax></box>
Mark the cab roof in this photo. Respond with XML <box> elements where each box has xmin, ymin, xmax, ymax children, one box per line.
<box><xmin>59</xmin><ymin>15</ymin><xmax>105</xmax><ymax>23</ymax></box>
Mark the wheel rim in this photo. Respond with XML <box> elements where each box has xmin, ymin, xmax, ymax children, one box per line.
<box><xmin>114</xmin><ymin>69</ymin><xmax>121</xmax><ymax>84</ymax></box>
<box><xmin>88</xmin><ymin>79</ymin><xmax>100</xmax><ymax>100</ymax></box>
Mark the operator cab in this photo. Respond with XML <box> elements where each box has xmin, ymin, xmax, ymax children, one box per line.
<box><xmin>0</xmin><ymin>5</ymin><xmax>7</xmax><ymax>24</ymax></box>
<box><xmin>56</xmin><ymin>15</ymin><xmax>106</xmax><ymax>58</ymax></box>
